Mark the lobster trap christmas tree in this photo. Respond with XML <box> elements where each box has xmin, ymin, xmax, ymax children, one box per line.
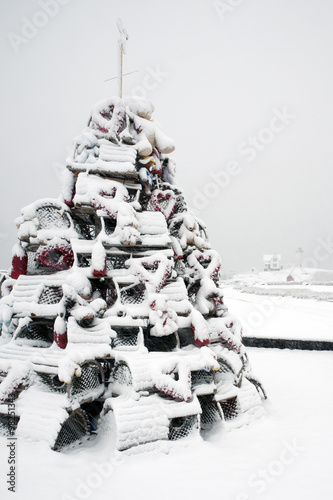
<box><xmin>0</xmin><ymin>25</ymin><xmax>265</xmax><ymax>452</ymax></box>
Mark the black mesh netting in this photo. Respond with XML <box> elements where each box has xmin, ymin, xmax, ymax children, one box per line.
<box><xmin>113</xmin><ymin>327</ymin><xmax>139</xmax><ymax>348</ymax></box>
<box><xmin>27</xmin><ymin>250</ymin><xmax>53</xmax><ymax>275</ymax></box>
<box><xmin>144</xmin><ymin>331</ymin><xmax>178</xmax><ymax>352</ymax></box>
<box><xmin>169</xmin><ymin>415</ymin><xmax>198</xmax><ymax>440</ymax></box>
<box><xmin>38</xmin><ymin>286</ymin><xmax>63</xmax><ymax>305</ymax></box>
<box><xmin>53</xmin><ymin>409</ymin><xmax>90</xmax><ymax>451</ymax></box>
<box><xmin>16</xmin><ymin>319</ymin><xmax>54</xmax><ymax>346</ymax></box>
<box><xmin>0</xmin><ymin>414</ymin><xmax>19</xmax><ymax>436</ymax></box>
<box><xmin>70</xmin><ymin>362</ymin><xmax>103</xmax><ymax>398</ymax></box>
<box><xmin>214</xmin><ymin>359</ymin><xmax>235</xmax><ymax>383</ymax></box>
<box><xmin>198</xmin><ymin>395</ymin><xmax>221</xmax><ymax>425</ymax></box>
<box><xmin>191</xmin><ymin>370</ymin><xmax>214</xmax><ymax>387</ymax></box>
<box><xmin>178</xmin><ymin>328</ymin><xmax>195</xmax><ymax>348</ymax></box>
<box><xmin>91</xmin><ymin>278</ymin><xmax>118</xmax><ymax>307</ymax></box>
<box><xmin>77</xmin><ymin>254</ymin><xmax>92</xmax><ymax>268</ymax></box>
<box><xmin>72</xmin><ymin>213</ymin><xmax>101</xmax><ymax>240</ymax></box>
<box><xmin>37</xmin><ymin>373</ymin><xmax>67</xmax><ymax>393</ymax></box>
<box><xmin>112</xmin><ymin>363</ymin><xmax>132</xmax><ymax>386</ymax></box>
<box><xmin>120</xmin><ymin>283</ymin><xmax>146</xmax><ymax>305</ymax></box>
<box><xmin>106</xmin><ymin>255</ymin><xmax>128</xmax><ymax>270</ymax></box>
<box><xmin>103</xmin><ymin>218</ymin><xmax>117</xmax><ymax>236</ymax></box>
<box><xmin>220</xmin><ymin>396</ymin><xmax>238</xmax><ymax>421</ymax></box>
<box><xmin>36</xmin><ymin>206</ymin><xmax>70</xmax><ymax>229</ymax></box>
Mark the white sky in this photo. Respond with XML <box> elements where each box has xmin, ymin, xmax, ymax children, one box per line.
<box><xmin>1</xmin><ymin>0</ymin><xmax>333</xmax><ymax>273</ymax></box>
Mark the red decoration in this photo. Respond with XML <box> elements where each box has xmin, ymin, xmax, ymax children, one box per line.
<box><xmin>11</xmin><ymin>252</ymin><xmax>28</xmax><ymax>279</ymax></box>
<box><xmin>36</xmin><ymin>243</ymin><xmax>74</xmax><ymax>271</ymax></box>
<box><xmin>92</xmin><ymin>261</ymin><xmax>106</xmax><ymax>278</ymax></box>
<box><xmin>150</xmin><ymin>189</ymin><xmax>177</xmax><ymax>222</ymax></box>
<box><xmin>190</xmin><ymin>323</ymin><xmax>210</xmax><ymax>347</ymax></box>
<box><xmin>54</xmin><ymin>328</ymin><xmax>68</xmax><ymax>349</ymax></box>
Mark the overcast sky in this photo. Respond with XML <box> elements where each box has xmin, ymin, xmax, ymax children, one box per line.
<box><xmin>1</xmin><ymin>0</ymin><xmax>333</xmax><ymax>273</ymax></box>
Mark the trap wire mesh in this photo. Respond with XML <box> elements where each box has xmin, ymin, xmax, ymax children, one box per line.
<box><xmin>53</xmin><ymin>409</ymin><xmax>90</xmax><ymax>451</ymax></box>
<box><xmin>191</xmin><ymin>369</ymin><xmax>214</xmax><ymax>387</ymax></box>
<box><xmin>38</xmin><ymin>286</ymin><xmax>63</xmax><ymax>305</ymax></box>
<box><xmin>112</xmin><ymin>363</ymin><xmax>133</xmax><ymax>386</ymax></box>
<box><xmin>36</xmin><ymin>206</ymin><xmax>70</xmax><ymax>229</ymax></box>
<box><xmin>106</xmin><ymin>255</ymin><xmax>128</xmax><ymax>270</ymax></box>
<box><xmin>37</xmin><ymin>373</ymin><xmax>67</xmax><ymax>393</ymax></box>
<box><xmin>169</xmin><ymin>415</ymin><xmax>198</xmax><ymax>440</ymax></box>
<box><xmin>219</xmin><ymin>396</ymin><xmax>238</xmax><ymax>421</ymax></box>
<box><xmin>120</xmin><ymin>283</ymin><xmax>146</xmax><ymax>305</ymax></box>
<box><xmin>0</xmin><ymin>414</ymin><xmax>20</xmax><ymax>436</ymax></box>
<box><xmin>16</xmin><ymin>320</ymin><xmax>54</xmax><ymax>346</ymax></box>
<box><xmin>198</xmin><ymin>394</ymin><xmax>222</xmax><ymax>425</ymax></box>
<box><xmin>113</xmin><ymin>327</ymin><xmax>139</xmax><ymax>348</ymax></box>
<box><xmin>70</xmin><ymin>362</ymin><xmax>104</xmax><ymax>398</ymax></box>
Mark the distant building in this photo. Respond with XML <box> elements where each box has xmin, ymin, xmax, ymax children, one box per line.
<box><xmin>263</xmin><ymin>254</ymin><xmax>282</xmax><ymax>271</ymax></box>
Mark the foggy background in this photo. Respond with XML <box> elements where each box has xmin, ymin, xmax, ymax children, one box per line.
<box><xmin>1</xmin><ymin>0</ymin><xmax>333</xmax><ymax>274</ymax></box>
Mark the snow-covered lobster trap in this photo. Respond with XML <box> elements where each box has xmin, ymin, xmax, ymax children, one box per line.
<box><xmin>0</xmin><ymin>97</ymin><xmax>265</xmax><ymax>453</ymax></box>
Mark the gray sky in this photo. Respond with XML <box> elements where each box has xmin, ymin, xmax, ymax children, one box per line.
<box><xmin>1</xmin><ymin>0</ymin><xmax>333</xmax><ymax>273</ymax></box>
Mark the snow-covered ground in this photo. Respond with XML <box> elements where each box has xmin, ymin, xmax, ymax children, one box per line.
<box><xmin>0</xmin><ymin>347</ymin><xmax>332</xmax><ymax>500</ymax></box>
<box><xmin>223</xmin><ymin>287</ymin><xmax>333</xmax><ymax>341</ymax></box>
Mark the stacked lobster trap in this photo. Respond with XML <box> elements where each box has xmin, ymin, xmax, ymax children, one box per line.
<box><xmin>0</xmin><ymin>97</ymin><xmax>265</xmax><ymax>452</ymax></box>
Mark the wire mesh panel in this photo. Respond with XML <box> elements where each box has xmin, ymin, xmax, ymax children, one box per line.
<box><xmin>169</xmin><ymin>415</ymin><xmax>198</xmax><ymax>441</ymax></box>
<box><xmin>91</xmin><ymin>278</ymin><xmax>118</xmax><ymax>307</ymax></box>
<box><xmin>145</xmin><ymin>332</ymin><xmax>178</xmax><ymax>352</ymax></box>
<box><xmin>173</xmin><ymin>192</ymin><xmax>187</xmax><ymax>215</ymax></box>
<box><xmin>219</xmin><ymin>396</ymin><xmax>238</xmax><ymax>421</ymax></box>
<box><xmin>113</xmin><ymin>327</ymin><xmax>139</xmax><ymax>348</ymax></box>
<box><xmin>0</xmin><ymin>414</ymin><xmax>19</xmax><ymax>436</ymax></box>
<box><xmin>120</xmin><ymin>283</ymin><xmax>146</xmax><ymax>305</ymax></box>
<box><xmin>70</xmin><ymin>362</ymin><xmax>103</xmax><ymax>398</ymax></box>
<box><xmin>198</xmin><ymin>395</ymin><xmax>221</xmax><ymax>426</ymax></box>
<box><xmin>36</xmin><ymin>206</ymin><xmax>71</xmax><ymax>229</ymax></box>
<box><xmin>214</xmin><ymin>359</ymin><xmax>236</xmax><ymax>384</ymax></box>
<box><xmin>106</xmin><ymin>255</ymin><xmax>128</xmax><ymax>270</ymax></box>
<box><xmin>27</xmin><ymin>250</ymin><xmax>53</xmax><ymax>275</ymax></box>
<box><xmin>112</xmin><ymin>363</ymin><xmax>132</xmax><ymax>386</ymax></box>
<box><xmin>53</xmin><ymin>409</ymin><xmax>90</xmax><ymax>451</ymax></box>
<box><xmin>27</xmin><ymin>250</ymin><xmax>39</xmax><ymax>272</ymax></box>
<box><xmin>178</xmin><ymin>327</ymin><xmax>196</xmax><ymax>348</ymax></box>
<box><xmin>191</xmin><ymin>370</ymin><xmax>214</xmax><ymax>388</ymax></box>
<box><xmin>187</xmin><ymin>282</ymin><xmax>200</xmax><ymax>304</ymax></box>
<box><xmin>37</xmin><ymin>373</ymin><xmax>67</xmax><ymax>393</ymax></box>
<box><xmin>77</xmin><ymin>254</ymin><xmax>92</xmax><ymax>268</ymax></box>
<box><xmin>16</xmin><ymin>319</ymin><xmax>54</xmax><ymax>346</ymax></box>
<box><xmin>169</xmin><ymin>219</ymin><xmax>183</xmax><ymax>237</ymax></box>
<box><xmin>72</xmin><ymin>213</ymin><xmax>100</xmax><ymax>240</ymax></box>
<box><xmin>103</xmin><ymin>218</ymin><xmax>117</xmax><ymax>236</ymax></box>
<box><xmin>38</xmin><ymin>286</ymin><xmax>63</xmax><ymax>305</ymax></box>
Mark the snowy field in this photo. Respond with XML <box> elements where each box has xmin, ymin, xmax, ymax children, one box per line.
<box><xmin>0</xmin><ymin>346</ymin><xmax>332</xmax><ymax>500</ymax></box>
<box><xmin>223</xmin><ymin>287</ymin><xmax>333</xmax><ymax>341</ymax></box>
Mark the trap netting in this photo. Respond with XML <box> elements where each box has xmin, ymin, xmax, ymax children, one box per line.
<box><xmin>36</xmin><ymin>205</ymin><xmax>71</xmax><ymax>230</ymax></box>
<box><xmin>112</xmin><ymin>363</ymin><xmax>133</xmax><ymax>386</ymax></box>
<box><xmin>16</xmin><ymin>319</ymin><xmax>54</xmax><ymax>346</ymax></box>
<box><xmin>169</xmin><ymin>415</ymin><xmax>198</xmax><ymax>440</ymax></box>
<box><xmin>120</xmin><ymin>283</ymin><xmax>146</xmax><ymax>305</ymax></box>
<box><xmin>53</xmin><ymin>408</ymin><xmax>90</xmax><ymax>451</ymax></box>
<box><xmin>38</xmin><ymin>286</ymin><xmax>63</xmax><ymax>305</ymax></box>
<box><xmin>70</xmin><ymin>362</ymin><xmax>103</xmax><ymax>398</ymax></box>
<box><xmin>113</xmin><ymin>327</ymin><xmax>140</xmax><ymax>348</ymax></box>
<box><xmin>198</xmin><ymin>394</ymin><xmax>221</xmax><ymax>425</ymax></box>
